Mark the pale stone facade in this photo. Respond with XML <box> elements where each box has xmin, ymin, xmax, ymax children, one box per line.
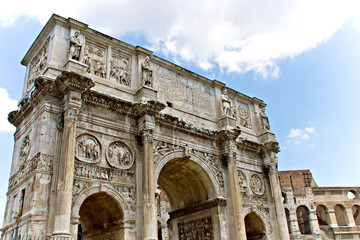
<box><xmin>279</xmin><ymin>170</ymin><xmax>360</xmax><ymax>240</ymax></box>
<box><xmin>2</xmin><ymin>14</ymin><xmax>291</xmax><ymax>240</ymax></box>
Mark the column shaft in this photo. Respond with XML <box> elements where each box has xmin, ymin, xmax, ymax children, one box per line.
<box><xmin>142</xmin><ymin>130</ymin><xmax>157</xmax><ymax>240</ymax></box>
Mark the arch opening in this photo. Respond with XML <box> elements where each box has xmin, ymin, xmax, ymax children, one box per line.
<box><xmin>316</xmin><ymin>205</ymin><xmax>330</xmax><ymax>226</ymax></box>
<box><xmin>335</xmin><ymin>204</ymin><xmax>349</xmax><ymax>227</ymax></box>
<box><xmin>245</xmin><ymin>212</ymin><xmax>266</xmax><ymax>240</ymax></box>
<box><xmin>296</xmin><ymin>206</ymin><xmax>311</xmax><ymax>235</ymax></box>
<box><xmin>78</xmin><ymin>192</ymin><xmax>124</xmax><ymax>239</ymax></box>
<box><xmin>352</xmin><ymin>205</ymin><xmax>360</xmax><ymax>226</ymax></box>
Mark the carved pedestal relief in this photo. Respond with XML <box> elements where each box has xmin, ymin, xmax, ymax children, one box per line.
<box><xmin>250</xmin><ymin>173</ymin><xmax>265</xmax><ymax>195</ymax></box>
<box><xmin>27</xmin><ymin>39</ymin><xmax>49</xmax><ymax>88</ymax></box>
<box><xmin>178</xmin><ymin>217</ymin><xmax>213</xmax><ymax>240</ymax></box>
<box><xmin>83</xmin><ymin>41</ymin><xmax>106</xmax><ymax>78</ymax></box>
<box><xmin>75</xmin><ymin>134</ymin><xmax>101</xmax><ymax>164</ymax></box>
<box><xmin>106</xmin><ymin>141</ymin><xmax>134</xmax><ymax>169</ymax></box>
<box><xmin>110</xmin><ymin>49</ymin><xmax>131</xmax><ymax>86</ymax></box>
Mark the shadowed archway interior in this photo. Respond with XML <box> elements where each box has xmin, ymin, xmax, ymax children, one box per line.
<box><xmin>245</xmin><ymin>212</ymin><xmax>266</xmax><ymax>240</ymax></box>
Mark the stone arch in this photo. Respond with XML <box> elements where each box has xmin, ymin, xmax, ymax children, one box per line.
<box><xmin>72</xmin><ymin>183</ymin><xmax>132</xmax><ymax>221</ymax></box>
<box><xmin>334</xmin><ymin>204</ymin><xmax>349</xmax><ymax>226</ymax></box>
<box><xmin>285</xmin><ymin>208</ymin><xmax>291</xmax><ymax>233</ymax></box>
<box><xmin>348</xmin><ymin>190</ymin><xmax>360</xmax><ymax>199</ymax></box>
<box><xmin>155</xmin><ymin>150</ymin><xmax>221</xmax><ymax>200</ymax></box>
<box><xmin>316</xmin><ymin>204</ymin><xmax>330</xmax><ymax>226</ymax></box>
<box><xmin>296</xmin><ymin>205</ymin><xmax>311</xmax><ymax>235</ymax></box>
<box><xmin>243</xmin><ymin>208</ymin><xmax>271</xmax><ymax>239</ymax></box>
<box><xmin>244</xmin><ymin>211</ymin><xmax>268</xmax><ymax>240</ymax></box>
<box><xmin>352</xmin><ymin>204</ymin><xmax>360</xmax><ymax>226</ymax></box>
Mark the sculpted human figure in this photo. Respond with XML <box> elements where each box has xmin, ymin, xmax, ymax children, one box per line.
<box><xmin>142</xmin><ymin>56</ymin><xmax>153</xmax><ymax>87</ymax></box>
<box><xmin>69</xmin><ymin>31</ymin><xmax>82</xmax><ymax>61</ymax></box>
<box><xmin>222</xmin><ymin>89</ymin><xmax>233</xmax><ymax>116</ymax></box>
<box><xmin>260</xmin><ymin>108</ymin><xmax>270</xmax><ymax>131</ymax></box>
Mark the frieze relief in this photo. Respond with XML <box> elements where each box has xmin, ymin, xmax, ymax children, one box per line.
<box><xmin>75</xmin><ymin>134</ymin><xmax>101</xmax><ymax>164</ymax></box>
<box><xmin>27</xmin><ymin>38</ymin><xmax>49</xmax><ymax>88</ymax></box>
<box><xmin>83</xmin><ymin>41</ymin><xmax>106</xmax><ymax>78</ymax></box>
<box><xmin>106</xmin><ymin>141</ymin><xmax>134</xmax><ymax>169</ymax></box>
<box><xmin>74</xmin><ymin>161</ymin><xmax>135</xmax><ymax>185</ymax></box>
<box><xmin>110</xmin><ymin>49</ymin><xmax>131</xmax><ymax>86</ymax></box>
<box><xmin>9</xmin><ymin>153</ymin><xmax>53</xmax><ymax>190</ymax></box>
<box><xmin>236</xmin><ymin>104</ymin><xmax>252</xmax><ymax>129</ymax></box>
<box><xmin>249</xmin><ymin>173</ymin><xmax>265</xmax><ymax>195</ymax></box>
<box><xmin>178</xmin><ymin>217</ymin><xmax>213</xmax><ymax>240</ymax></box>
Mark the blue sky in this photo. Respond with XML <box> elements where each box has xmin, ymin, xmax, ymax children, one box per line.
<box><xmin>0</xmin><ymin>0</ymin><xmax>360</xmax><ymax>227</ymax></box>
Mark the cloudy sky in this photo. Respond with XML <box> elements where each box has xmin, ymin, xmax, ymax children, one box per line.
<box><xmin>1</xmin><ymin>0</ymin><xmax>360</xmax><ymax>227</ymax></box>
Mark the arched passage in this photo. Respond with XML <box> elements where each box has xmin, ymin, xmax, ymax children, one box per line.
<box><xmin>244</xmin><ymin>212</ymin><xmax>266</xmax><ymax>240</ymax></box>
<box><xmin>78</xmin><ymin>192</ymin><xmax>124</xmax><ymax>239</ymax></box>
<box><xmin>335</xmin><ymin>204</ymin><xmax>349</xmax><ymax>226</ymax></box>
<box><xmin>297</xmin><ymin>205</ymin><xmax>311</xmax><ymax>235</ymax></box>
<box><xmin>156</xmin><ymin>155</ymin><xmax>218</xmax><ymax>239</ymax></box>
<box><xmin>352</xmin><ymin>205</ymin><xmax>360</xmax><ymax>226</ymax></box>
<box><xmin>316</xmin><ymin>205</ymin><xmax>330</xmax><ymax>226</ymax></box>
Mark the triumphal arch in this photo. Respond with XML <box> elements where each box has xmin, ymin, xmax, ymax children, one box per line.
<box><xmin>2</xmin><ymin>14</ymin><xmax>291</xmax><ymax>240</ymax></box>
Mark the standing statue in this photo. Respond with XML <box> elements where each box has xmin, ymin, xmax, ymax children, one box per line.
<box><xmin>260</xmin><ymin>108</ymin><xmax>270</xmax><ymax>131</ymax></box>
<box><xmin>69</xmin><ymin>31</ymin><xmax>82</xmax><ymax>61</ymax></box>
<box><xmin>221</xmin><ymin>89</ymin><xmax>233</xmax><ymax>117</ymax></box>
<box><xmin>142</xmin><ymin>56</ymin><xmax>153</xmax><ymax>87</ymax></box>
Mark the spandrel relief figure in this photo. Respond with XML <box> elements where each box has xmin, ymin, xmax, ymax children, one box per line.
<box><xmin>260</xmin><ymin>108</ymin><xmax>270</xmax><ymax>131</ymax></box>
<box><xmin>142</xmin><ymin>56</ymin><xmax>153</xmax><ymax>87</ymax></box>
<box><xmin>222</xmin><ymin>89</ymin><xmax>235</xmax><ymax>117</ymax></box>
<box><xmin>69</xmin><ymin>31</ymin><xmax>82</xmax><ymax>61</ymax></box>
<box><xmin>106</xmin><ymin>141</ymin><xmax>134</xmax><ymax>169</ymax></box>
<box><xmin>75</xmin><ymin>134</ymin><xmax>101</xmax><ymax>164</ymax></box>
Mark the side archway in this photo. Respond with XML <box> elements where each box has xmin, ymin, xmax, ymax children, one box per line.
<box><xmin>296</xmin><ymin>205</ymin><xmax>311</xmax><ymax>235</ymax></box>
<box><xmin>243</xmin><ymin>208</ymin><xmax>271</xmax><ymax>239</ymax></box>
<box><xmin>244</xmin><ymin>212</ymin><xmax>267</xmax><ymax>240</ymax></box>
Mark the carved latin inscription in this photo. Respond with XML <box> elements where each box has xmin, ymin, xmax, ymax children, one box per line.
<box><xmin>250</xmin><ymin>173</ymin><xmax>265</xmax><ymax>195</ymax></box>
<box><xmin>75</xmin><ymin>134</ymin><xmax>101</xmax><ymax>164</ymax></box>
<box><xmin>106</xmin><ymin>141</ymin><xmax>133</xmax><ymax>169</ymax></box>
<box><xmin>178</xmin><ymin>217</ymin><xmax>213</xmax><ymax>240</ymax></box>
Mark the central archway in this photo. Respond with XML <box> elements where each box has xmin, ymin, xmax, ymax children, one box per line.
<box><xmin>78</xmin><ymin>192</ymin><xmax>124</xmax><ymax>239</ymax></box>
<box><xmin>156</xmin><ymin>155</ymin><xmax>219</xmax><ymax>239</ymax></box>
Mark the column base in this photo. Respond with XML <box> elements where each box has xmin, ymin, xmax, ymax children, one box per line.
<box><xmin>51</xmin><ymin>232</ymin><xmax>72</xmax><ymax>238</ymax></box>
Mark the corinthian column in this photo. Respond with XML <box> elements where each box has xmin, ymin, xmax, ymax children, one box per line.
<box><xmin>264</xmin><ymin>152</ymin><xmax>290</xmax><ymax>240</ymax></box>
<box><xmin>51</xmin><ymin>72</ymin><xmax>94</xmax><ymax>237</ymax></box>
<box><xmin>142</xmin><ymin>129</ymin><xmax>157</xmax><ymax>240</ymax></box>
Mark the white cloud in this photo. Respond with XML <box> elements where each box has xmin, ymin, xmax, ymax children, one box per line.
<box><xmin>0</xmin><ymin>88</ymin><xmax>18</xmax><ymax>133</ymax></box>
<box><xmin>1</xmin><ymin>0</ymin><xmax>360</xmax><ymax>78</ymax></box>
<box><xmin>287</xmin><ymin>127</ymin><xmax>315</xmax><ymax>145</ymax></box>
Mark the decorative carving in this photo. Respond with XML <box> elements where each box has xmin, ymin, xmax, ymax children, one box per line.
<box><xmin>221</xmin><ymin>89</ymin><xmax>235</xmax><ymax>117</ymax></box>
<box><xmin>114</xmin><ymin>185</ymin><xmax>136</xmax><ymax>212</ymax></box>
<box><xmin>154</xmin><ymin>141</ymin><xmax>181</xmax><ymax>157</ymax></box>
<box><xmin>142</xmin><ymin>129</ymin><xmax>153</xmax><ymax>143</ymax></box>
<box><xmin>69</xmin><ymin>31</ymin><xmax>82</xmax><ymax>61</ymax></box>
<box><xmin>110</xmin><ymin>50</ymin><xmax>131</xmax><ymax>86</ymax></box>
<box><xmin>75</xmin><ymin>134</ymin><xmax>101</xmax><ymax>164</ymax></box>
<box><xmin>28</xmin><ymin>39</ymin><xmax>49</xmax><ymax>87</ymax></box>
<box><xmin>178</xmin><ymin>217</ymin><xmax>213</xmax><ymax>240</ymax></box>
<box><xmin>260</xmin><ymin>108</ymin><xmax>270</xmax><ymax>131</ymax></box>
<box><xmin>237</xmin><ymin>170</ymin><xmax>248</xmax><ymax>192</ymax></box>
<box><xmin>106</xmin><ymin>141</ymin><xmax>133</xmax><ymax>169</ymax></box>
<box><xmin>74</xmin><ymin>161</ymin><xmax>135</xmax><ymax>185</ymax></box>
<box><xmin>250</xmin><ymin>173</ymin><xmax>265</xmax><ymax>195</ymax></box>
<box><xmin>241</xmin><ymin>192</ymin><xmax>268</xmax><ymax>207</ymax></box>
<box><xmin>142</xmin><ymin>56</ymin><xmax>153</xmax><ymax>87</ymax></box>
<box><xmin>19</xmin><ymin>136</ymin><xmax>30</xmax><ymax>164</ymax></box>
<box><xmin>9</xmin><ymin>153</ymin><xmax>53</xmax><ymax>190</ymax></box>
<box><xmin>237</xmin><ymin>105</ymin><xmax>252</xmax><ymax>129</ymax></box>
<box><xmin>83</xmin><ymin>42</ymin><xmax>106</xmax><ymax>78</ymax></box>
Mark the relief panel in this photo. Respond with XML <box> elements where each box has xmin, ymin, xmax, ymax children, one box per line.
<box><xmin>106</xmin><ymin>141</ymin><xmax>134</xmax><ymax>169</ymax></box>
<box><xmin>110</xmin><ymin>49</ymin><xmax>131</xmax><ymax>86</ymax></box>
<box><xmin>27</xmin><ymin>38</ymin><xmax>49</xmax><ymax>88</ymax></box>
<box><xmin>75</xmin><ymin>134</ymin><xmax>101</xmax><ymax>164</ymax></box>
<box><xmin>178</xmin><ymin>217</ymin><xmax>213</xmax><ymax>240</ymax></box>
<box><xmin>236</xmin><ymin>101</ymin><xmax>252</xmax><ymax>129</ymax></box>
<box><xmin>250</xmin><ymin>173</ymin><xmax>265</xmax><ymax>195</ymax></box>
<box><xmin>83</xmin><ymin>40</ymin><xmax>107</xmax><ymax>78</ymax></box>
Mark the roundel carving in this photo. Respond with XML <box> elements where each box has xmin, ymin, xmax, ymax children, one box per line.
<box><xmin>75</xmin><ymin>134</ymin><xmax>101</xmax><ymax>164</ymax></box>
<box><xmin>106</xmin><ymin>141</ymin><xmax>133</xmax><ymax>169</ymax></box>
<box><xmin>237</xmin><ymin>170</ymin><xmax>248</xmax><ymax>192</ymax></box>
<box><xmin>250</xmin><ymin>173</ymin><xmax>265</xmax><ymax>195</ymax></box>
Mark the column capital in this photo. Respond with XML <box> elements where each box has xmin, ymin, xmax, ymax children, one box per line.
<box><xmin>141</xmin><ymin>129</ymin><xmax>153</xmax><ymax>143</ymax></box>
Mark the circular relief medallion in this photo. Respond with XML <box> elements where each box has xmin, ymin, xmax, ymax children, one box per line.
<box><xmin>19</xmin><ymin>135</ymin><xmax>30</xmax><ymax>164</ymax></box>
<box><xmin>237</xmin><ymin>170</ymin><xmax>248</xmax><ymax>192</ymax></box>
<box><xmin>250</xmin><ymin>173</ymin><xmax>265</xmax><ymax>195</ymax></box>
<box><xmin>106</xmin><ymin>141</ymin><xmax>133</xmax><ymax>169</ymax></box>
<box><xmin>75</xmin><ymin>134</ymin><xmax>101</xmax><ymax>164</ymax></box>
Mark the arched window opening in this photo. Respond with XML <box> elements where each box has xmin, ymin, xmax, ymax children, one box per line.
<box><xmin>316</xmin><ymin>205</ymin><xmax>329</xmax><ymax>226</ymax></box>
<box><xmin>335</xmin><ymin>204</ymin><xmax>349</xmax><ymax>226</ymax></box>
<box><xmin>348</xmin><ymin>190</ymin><xmax>360</xmax><ymax>199</ymax></box>
<box><xmin>352</xmin><ymin>205</ymin><xmax>360</xmax><ymax>226</ymax></box>
<box><xmin>296</xmin><ymin>206</ymin><xmax>311</xmax><ymax>235</ymax></box>
<box><xmin>282</xmin><ymin>191</ymin><xmax>287</xmax><ymax>204</ymax></box>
